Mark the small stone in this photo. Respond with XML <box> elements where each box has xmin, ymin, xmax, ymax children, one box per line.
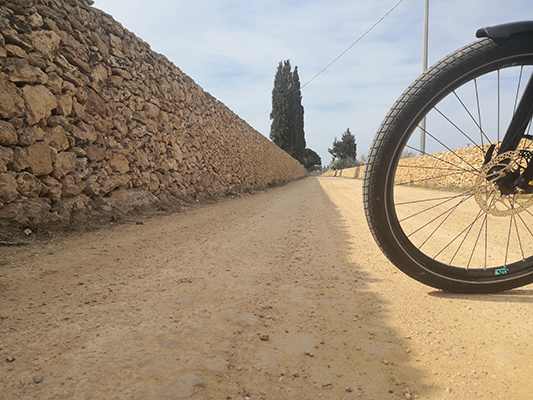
<box><xmin>346</xmin><ymin>386</ymin><xmax>353</xmax><ymax>392</ymax></box>
<box><xmin>259</xmin><ymin>334</ymin><xmax>269</xmax><ymax>341</ymax></box>
<box><xmin>33</xmin><ymin>376</ymin><xmax>43</xmax><ymax>384</ymax></box>
<box><xmin>6</xmin><ymin>356</ymin><xmax>15</xmax><ymax>363</ymax></box>
<box><xmin>0</xmin><ymin>171</ymin><xmax>18</xmax><ymax>203</ymax></box>
<box><xmin>22</xmin><ymin>85</ymin><xmax>57</xmax><ymax>125</ymax></box>
<box><xmin>26</xmin><ymin>142</ymin><xmax>53</xmax><ymax>176</ymax></box>
<box><xmin>0</xmin><ymin>121</ymin><xmax>17</xmax><ymax>146</ymax></box>
<box><xmin>24</xmin><ymin>228</ymin><xmax>32</xmax><ymax>235</ymax></box>
<box><xmin>109</xmin><ymin>153</ymin><xmax>130</xmax><ymax>174</ymax></box>
<box><xmin>446</xmin><ymin>387</ymin><xmax>453</xmax><ymax>394</ymax></box>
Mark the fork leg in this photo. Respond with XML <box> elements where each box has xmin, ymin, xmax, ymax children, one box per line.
<box><xmin>498</xmin><ymin>73</ymin><xmax>533</xmax><ymax>155</ymax></box>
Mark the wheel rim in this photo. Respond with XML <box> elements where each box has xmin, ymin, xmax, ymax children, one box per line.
<box><xmin>389</xmin><ymin>60</ymin><xmax>533</xmax><ymax>278</ymax></box>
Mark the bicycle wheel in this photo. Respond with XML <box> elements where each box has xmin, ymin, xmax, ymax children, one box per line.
<box><xmin>363</xmin><ymin>32</ymin><xmax>533</xmax><ymax>293</ymax></box>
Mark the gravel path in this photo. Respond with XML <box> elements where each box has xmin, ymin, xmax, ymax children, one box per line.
<box><xmin>1</xmin><ymin>177</ymin><xmax>532</xmax><ymax>399</ymax></box>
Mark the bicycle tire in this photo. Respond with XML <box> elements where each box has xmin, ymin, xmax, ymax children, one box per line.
<box><xmin>363</xmin><ymin>32</ymin><xmax>533</xmax><ymax>293</ymax></box>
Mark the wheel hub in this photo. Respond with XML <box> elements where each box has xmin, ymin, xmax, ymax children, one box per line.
<box><xmin>474</xmin><ymin>150</ymin><xmax>533</xmax><ymax>216</ymax></box>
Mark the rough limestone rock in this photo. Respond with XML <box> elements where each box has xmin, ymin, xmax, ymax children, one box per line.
<box><xmin>16</xmin><ymin>171</ymin><xmax>43</xmax><ymax>198</ymax></box>
<box><xmin>0</xmin><ymin>172</ymin><xmax>19</xmax><ymax>203</ymax></box>
<box><xmin>18</xmin><ymin>126</ymin><xmax>45</xmax><ymax>146</ymax></box>
<box><xmin>26</xmin><ymin>142</ymin><xmax>53</xmax><ymax>176</ymax></box>
<box><xmin>44</xmin><ymin>126</ymin><xmax>70</xmax><ymax>151</ymax></box>
<box><xmin>0</xmin><ymin>146</ymin><xmax>14</xmax><ymax>173</ymax></box>
<box><xmin>4</xmin><ymin>58</ymin><xmax>48</xmax><ymax>84</ymax></box>
<box><xmin>22</xmin><ymin>85</ymin><xmax>58</xmax><ymax>125</ymax></box>
<box><xmin>0</xmin><ymin>76</ymin><xmax>26</xmax><ymax>119</ymax></box>
<box><xmin>40</xmin><ymin>175</ymin><xmax>62</xmax><ymax>201</ymax></box>
<box><xmin>0</xmin><ymin>121</ymin><xmax>18</xmax><ymax>146</ymax></box>
<box><xmin>29</xmin><ymin>30</ymin><xmax>61</xmax><ymax>61</ymax></box>
<box><xmin>0</xmin><ymin>0</ymin><xmax>306</xmax><ymax>227</ymax></box>
<box><xmin>52</xmin><ymin>151</ymin><xmax>77</xmax><ymax>179</ymax></box>
<box><xmin>86</xmin><ymin>145</ymin><xmax>106</xmax><ymax>162</ymax></box>
<box><xmin>109</xmin><ymin>154</ymin><xmax>129</xmax><ymax>174</ymax></box>
<box><xmin>10</xmin><ymin>147</ymin><xmax>31</xmax><ymax>172</ymax></box>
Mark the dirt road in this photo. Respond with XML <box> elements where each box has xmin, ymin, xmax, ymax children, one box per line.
<box><xmin>1</xmin><ymin>177</ymin><xmax>533</xmax><ymax>400</ymax></box>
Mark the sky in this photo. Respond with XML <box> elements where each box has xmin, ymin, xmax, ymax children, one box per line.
<box><xmin>92</xmin><ymin>0</ymin><xmax>532</xmax><ymax>166</ymax></box>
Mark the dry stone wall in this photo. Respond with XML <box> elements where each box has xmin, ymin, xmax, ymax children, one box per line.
<box><xmin>322</xmin><ymin>166</ymin><xmax>364</xmax><ymax>179</ymax></box>
<box><xmin>0</xmin><ymin>0</ymin><xmax>306</xmax><ymax>228</ymax></box>
<box><xmin>323</xmin><ymin>146</ymin><xmax>486</xmax><ymax>189</ymax></box>
<box><xmin>394</xmin><ymin>146</ymin><xmax>486</xmax><ymax>189</ymax></box>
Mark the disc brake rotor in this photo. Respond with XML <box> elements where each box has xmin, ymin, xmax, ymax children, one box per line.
<box><xmin>474</xmin><ymin>150</ymin><xmax>533</xmax><ymax>217</ymax></box>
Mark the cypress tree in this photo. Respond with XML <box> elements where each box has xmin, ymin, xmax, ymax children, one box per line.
<box><xmin>290</xmin><ymin>66</ymin><xmax>305</xmax><ymax>162</ymax></box>
<box><xmin>270</xmin><ymin>61</ymin><xmax>292</xmax><ymax>152</ymax></box>
<box><xmin>270</xmin><ymin>60</ymin><xmax>305</xmax><ymax>162</ymax></box>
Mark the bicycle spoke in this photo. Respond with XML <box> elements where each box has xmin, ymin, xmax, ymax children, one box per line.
<box><xmin>418</xmin><ymin>194</ymin><xmax>472</xmax><ymax>250</ymax></box>
<box><xmin>505</xmin><ymin>208</ymin><xmax>514</xmax><ymax>267</ymax></box>
<box><xmin>516</xmin><ymin>210</ymin><xmax>533</xmax><ymax>245</ymax></box>
<box><xmin>443</xmin><ymin>94</ymin><xmax>491</xmax><ymax>148</ymax></box>
<box><xmin>395</xmin><ymin>170</ymin><xmax>476</xmax><ymax>187</ymax></box>
<box><xmin>513</xmin><ymin>66</ymin><xmax>524</xmax><ymax>114</ymax></box>
<box><xmin>474</xmin><ymin>79</ymin><xmax>484</xmax><ymax>148</ymax></box>
<box><xmin>403</xmin><ymin>143</ymin><xmax>483</xmax><ymax>176</ymax></box>
<box><xmin>413</xmin><ymin>124</ymin><xmax>485</xmax><ymax>173</ymax></box>
<box><xmin>444</xmin><ymin>209</ymin><xmax>485</xmax><ymax>266</ymax></box>
<box><xmin>484</xmin><ymin>212</ymin><xmax>488</xmax><ymax>269</ymax></box>
<box><xmin>396</xmin><ymin>193</ymin><xmax>474</xmax><ymax>207</ymax></box>
<box><xmin>512</xmin><ymin>213</ymin><xmax>525</xmax><ymax>261</ymax></box>
<box><xmin>405</xmin><ymin>193</ymin><xmax>474</xmax><ymax>238</ymax></box>
<box><xmin>398</xmin><ymin>190</ymin><xmax>475</xmax><ymax>223</ymax></box>
<box><xmin>496</xmin><ymin>70</ymin><xmax>501</xmax><ymax>143</ymax></box>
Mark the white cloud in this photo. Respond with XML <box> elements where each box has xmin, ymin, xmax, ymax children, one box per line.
<box><xmin>93</xmin><ymin>0</ymin><xmax>533</xmax><ymax>165</ymax></box>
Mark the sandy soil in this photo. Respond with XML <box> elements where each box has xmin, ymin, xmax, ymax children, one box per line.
<box><xmin>1</xmin><ymin>176</ymin><xmax>533</xmax><ymax>400</ymax></box>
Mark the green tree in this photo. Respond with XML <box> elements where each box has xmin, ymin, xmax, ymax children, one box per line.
<box><xmin>303</xmin><ymin>148</ymin><xmax>321</xmax><ymax>171</ymax></box>
<box><xmin>270</xmin><ymin>60</ymin><xmax>306</xmax><ymax>163</ymax></box>
<box><xmin>328</xmin><ymin>128</ymin><xmax>357</xmax><ymax>161</ymax></box>
<box><xmin>270</xmin><ymin>61</ymin><xmax>292</xmax><ymax>152</ymax></box>
<box><xmin>290</xmin><ymin>67</ymin><xmax>305</xmax><ymax>162</ymax></box>
<box><xmin>330</xmin><ymin>157</ymin><xmax>358</xmax><ymax>170</ymax></box>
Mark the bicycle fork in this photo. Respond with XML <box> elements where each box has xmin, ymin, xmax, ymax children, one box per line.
<box><xmin>487</xmin><ymin>72</ymin><xmax>533</xmax><ymax>194</ymax></box>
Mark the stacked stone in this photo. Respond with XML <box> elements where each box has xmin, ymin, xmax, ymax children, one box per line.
<box><xmin>323</xmin><ymin>146</ymin><xmax>487</xmax><ymax>188</ymax></box>
<box><xmin>395</xmin><ymin>146</ymin><xmax>486</xmax><ymax>190</ymax></box>
<box><xmin>0</xmin><ymin>0</ymin><xmax>306</xmax><ymax>225</ymax></box>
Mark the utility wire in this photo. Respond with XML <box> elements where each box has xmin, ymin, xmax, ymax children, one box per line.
<box><xmin>301</xmin><ymin>0</ymin><xmax>405</xmax><ymax>89</ymax></box>
<box><xmin>247</xmin><ymin>0</ymin><xmax>405</xmax><ymax>123</ymax></box>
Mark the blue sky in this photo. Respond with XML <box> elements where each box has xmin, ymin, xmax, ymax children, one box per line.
<box><xmin>92</xmin><ymin>0</ymin><xmax>532</xmax><ymax>166</ymax></box>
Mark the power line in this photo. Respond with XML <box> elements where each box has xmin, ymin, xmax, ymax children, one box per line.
<box><xmin>249</xmin><ymin>109</ymin><xmax>270</xmax><ymax>122</ymax></box>
<box><xmin>301</xmin><ymin>0</ymin><xmax>405</xmax><ymax>89</ymax></box>
<box><xmin>247</xmin><ymin>0</ymin><xmax>405</xmax><ymax>123</ymax></box>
